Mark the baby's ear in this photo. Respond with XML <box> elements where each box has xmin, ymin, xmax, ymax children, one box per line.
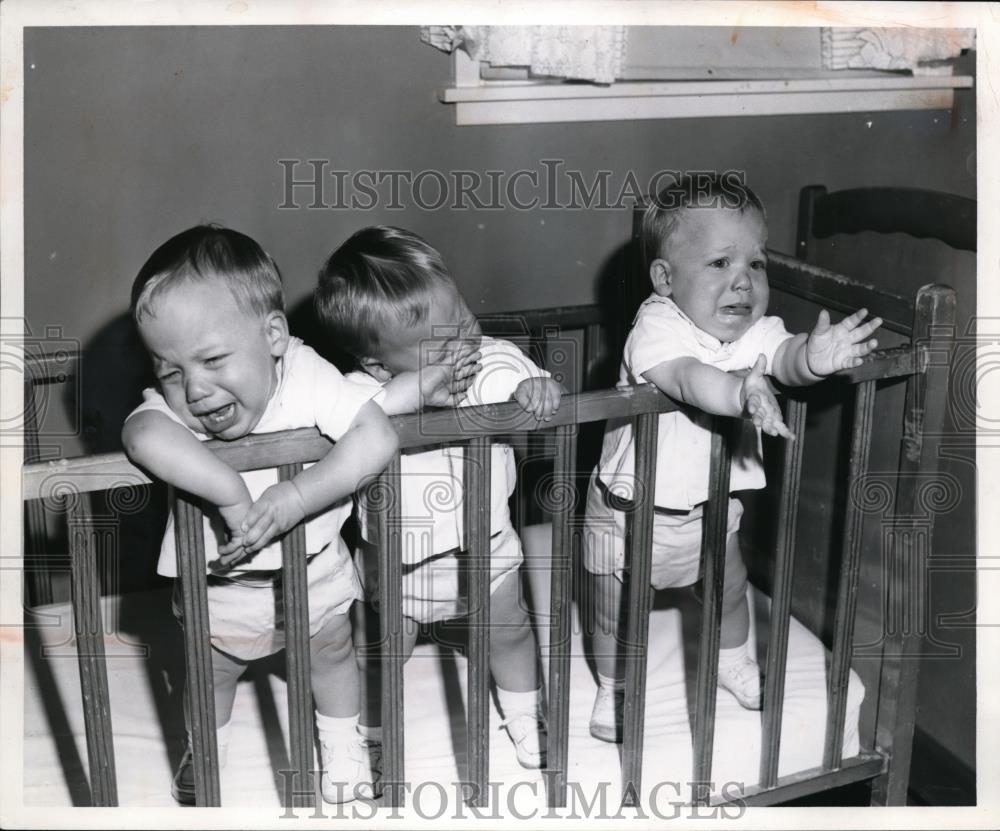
<box><xmin>649</xmin><ymin>258</ymin><xmax>672</xmax><ymax>297</ymax></box>
<box><xmin>359</xmin><ymin>356</ymin><xmax>392</xmax><ymax>383</ymax></box>
<box><xmin>264</xmin><ymin>311</ymin><xmax>291</xmax><ymax>357</ymax></box>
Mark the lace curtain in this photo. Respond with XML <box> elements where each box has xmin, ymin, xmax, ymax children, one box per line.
<box><xmin>821</xmin><ymin>28</ymin><xmax>975</xmax><ymax>75</ymax></box>
<box><xmin>421</xmin><ymin>25</ymin><xmax>627</xmax><ymax>84</ymax></box>
<box><xmin>423</xmin><ymin>26</ymin><xmax>973</xmax><ymax>83</ymax></box>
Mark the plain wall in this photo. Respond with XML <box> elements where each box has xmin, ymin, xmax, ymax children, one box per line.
<box><xmin>25</xmin><ymin>27</ymin><xmax>975</xmax><ymax>456</ymax></box>
<box><xmin>23</xmin><ymin>26</ymin><xmax>977</xmax><ymax>788</ymax></box>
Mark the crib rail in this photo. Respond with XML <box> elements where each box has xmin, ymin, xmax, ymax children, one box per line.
<box><xmin>21</xmin><ymin>284</ymin><xmax>954</xmax><ymax>809</ymax></box>
<box><xmin>20</xmin><ymin>346</ymin><xmax>923</xmax><ymax>503</ymax></box>
<box><xmin>767</xmin><ymin>251</ymin><xmax>915</xmax><ymax>336</ymax></box>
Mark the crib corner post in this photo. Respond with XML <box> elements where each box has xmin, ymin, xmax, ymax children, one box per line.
<box><xmin>870</xmin><ymin>283</ymin><xmax>956</xmax><ymax>806</ymax></box>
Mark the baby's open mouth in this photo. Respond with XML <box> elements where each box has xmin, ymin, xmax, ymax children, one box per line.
<box><xmin>720</xmin><ymin>304</ymin><xmax>752</xmax><ymax>316</ymax></box>
<box><xmin>202</xmin><ymin>403</ymin><xmax>235</xmax><ymax>426</ymax></box>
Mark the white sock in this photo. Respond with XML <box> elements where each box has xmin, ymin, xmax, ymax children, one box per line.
<box><xmin>596</xmin><ymin>672</ymin><xmax>625</xmax><ymax>692</ymax></box>
<box><xmin>315</xmin><ymin>711</ymin><xmax>360</xmax><ymax>745</ymax></box>
<box><xmin>718</xmin><ymin>638</ymin><xmax>754</xmax><ymax>668</ymax></box>
<box><xmin>357</xmin><ymin>723</ymin><xmax>382</xmax><ymax>743</ymax></box>
<box><xmin>496</xmin><ymin>686</ymin><xmax>543</xmax><ymax>718</ymax></box>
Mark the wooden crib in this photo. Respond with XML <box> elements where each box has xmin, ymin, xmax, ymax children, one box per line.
<box><xmin>20</xmin><ymin>252</ymin><xmax>956</xmax><ymax>810</ymax></box>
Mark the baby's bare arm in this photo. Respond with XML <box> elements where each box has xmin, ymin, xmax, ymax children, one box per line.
<box><xmin>772</xmin><ymin>308</ymin><xmax>882</xmax><ymax>385</ymax></box>
<box><xmin>239</xmin><ymin>400</ymin><xmax>399</xmax><ymax>552</ymax></box>
<box><xmin>122</xmin><ymin>410</ymin><xmax>250</xmax><ymax>510</ymax></box>
<box><xmin>123</xmin><ymin>411</ymin><xmax>252</xmax><ymax>566</ymax></box>
<box><xmin>641</xmin><ymin>357</ymin><xmax>744</xmax><ymax>417</ymax></box>
<box><xmin>378</xmin><ymin>342</ymin><xmax>482</xmax><ymax>415</ymax></box>
<box><xmin>642</xmin><ymin>355</ymin><xmax>792</xmax><ymax>439</ymax></box>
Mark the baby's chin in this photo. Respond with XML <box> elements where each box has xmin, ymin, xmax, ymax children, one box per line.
<box><xmin>708</xmin><ymin>310</ymin><xmax>762</xmax><ymax>343</ymax></box>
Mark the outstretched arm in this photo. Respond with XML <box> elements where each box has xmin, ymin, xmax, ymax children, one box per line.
<box><xmin>772</xmin><ymin>308</ymin><xmax>882</xmax><ymax>386</ymax></box>
<box><xmin>235</xmin><ymin>400</ymin><xmax>399</xmax><ymax>554</ymax></box>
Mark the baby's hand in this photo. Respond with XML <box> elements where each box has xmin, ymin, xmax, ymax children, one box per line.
<box><xmin>238</xmin><ymin>481</ymin><xmax>307</xmax><ymax>554</ymax></box>
<box><xmin>805</xmin><ymin>308</ymin><xmax>882</xmax><ymax>376</ymax></box>
<box><xmin>421</xmin><ymin>339</ymin><xmax>482</xmax><ymax>407</ymax></box>
<box><xmin>740</xmin><ymin>355</ymin><xmax>794</xmax><ymax>440</ymax></box>
<box><xmin>449</xmin><ymin>340</ymin><xmax>482</xmax><ymax>397</ymax></box>
<box><xmin>214</xmin><ymin>498</ymin><xmax>252</xmax><ymax>569</ymax></box>
<box><xmin>513</xmin><ymin>377</ymin><xmax>562</xmax><ymax>422</ymax></box>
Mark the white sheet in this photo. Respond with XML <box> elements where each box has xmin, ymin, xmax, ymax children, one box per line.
<box><xmin>23</xmin><ymin>523</ymin><xmax>862</xmax><ymax>812</ymax></box>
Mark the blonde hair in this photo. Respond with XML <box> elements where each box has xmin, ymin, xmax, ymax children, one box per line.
<box><xmin>315</xmin><ymin>225</ymin><xmax>455</xmax><ymax>359</ymax></box>
<box><xmin>641</xmin><ymin>173</ymin><xmax>766</xmax><ymax>271</ymax></box>
<box><xmin>131</xmin><ymin>224</ymin><xmax>284</xmax><ymax>322</ymax></box>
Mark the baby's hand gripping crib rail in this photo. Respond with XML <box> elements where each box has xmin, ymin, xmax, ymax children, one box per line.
<box><xmin>21</xmin><ymin>275</ymin><xmax>955</xmax><ymax>810</ymax></box>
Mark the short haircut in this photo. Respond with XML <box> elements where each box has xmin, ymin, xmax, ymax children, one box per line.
<box><xmin>131</xmin><ymin>224</ymin><xmax>284</xmax><ymax>322</ymax></box>
<box><xmin>640</xmin><ymin>173</ymin><xmax>766</xmax><ymax>273</ymax></box>
<box><xmin>315</xmin><ymin>225</ymin><xmax>455</xmax><ymax>358</ymax></box>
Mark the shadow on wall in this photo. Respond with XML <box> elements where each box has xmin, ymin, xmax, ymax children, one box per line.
<box><xmin>54</xmin><ymin>313</ymin><xmax>169</xmax><ymax>600</ymax></box>
<box><xmin>287</xmin><ymin>296</ymin><xmax>355</xmax><ymax>375</ymax></box>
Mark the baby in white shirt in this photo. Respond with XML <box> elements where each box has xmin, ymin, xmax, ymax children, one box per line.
<box><xmin>584</xmin><ymin>173</ymin><xmax>882</xmax><ymax>740</ymax></box>
<box><xmin>315</xmin><ymin>225</ymin><xmax>562</xmax><ymax>770</ymax></box>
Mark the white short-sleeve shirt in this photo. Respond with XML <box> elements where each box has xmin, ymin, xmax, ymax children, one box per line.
<box><xmin>352</xmin><ymin>336</ymin><xmax>550</xmax><ymax>560</ymax></box>
<box><xmin>126</xmin><ymin>337</ymin><xmax>378</xmax><ymax>575</ymax></box>
<box><xmin>598</xmin><ymin>294</ymin><xmax>794</xmax><ymax>509</ymax></box>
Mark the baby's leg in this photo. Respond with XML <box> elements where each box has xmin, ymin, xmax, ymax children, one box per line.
<box><xmin>174</xmin><ymin>646</ymin><xmax>244</xmax><ymax>804</ymax></box>
<box><xmin>351</xmin><ymin>599</ymin><xmax>419</xmax><ymax>732</ymax></box>
<box><xmin>719</xmin><ymin>533</ymin><xmax>750</xmax><ymax>649</ymax></box>
<box><xmin>488</xmin><ymin>569</ymin><xmax>538</xmax><ymax>692</ymax></box>
<box><xmin>489</xmin><ymin>568</ymin><xmax>546</xmax><ymax>769</ymax></box>
<box><xmin>587</xmin><ymin>571</ymin><xmax>627</xmax><ymax>743</ymax></box>
<box><xmin>180</xmin><ymin>645</ymin><xmax>244</xmax><ymax>731</ymax></box>
<box><xmin>716</xmin><ymin>530</ymin><xmax>760</xmax><ymax>710</ymax></box>
<box><xmin>589</xmin><ymin>571</ymin><xmax>626</xmax><ymax>682</ymax></box>
<box><xmin>310</xmin><ymin>612</ymin><xmax>360</xmax><ymax>717</ymax></box>
<box><xmin>312</xmin><ymin>610</ymin><xmax>384</xmax><ymax>803</ymax></box>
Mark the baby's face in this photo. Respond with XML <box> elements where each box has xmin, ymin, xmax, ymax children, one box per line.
<box><xmin>137</xmin><ymin>278</ymin><xmax>287</xmax><ymax>440</ymax></box>
<box><xmin>652</xmin><ymin>207</ymin><xmax>769</xmax><ymax>343</ymax></box>
<box><xmin>368</xmin><ymin>283</ymin><xmax>481</xmax><ymax>377</ymax></box>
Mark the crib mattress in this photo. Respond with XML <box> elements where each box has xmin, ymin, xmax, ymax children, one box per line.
<box><xmin>23</xmin><ymin>524</ymin><xmax>863</xmax><ymax>812</ymax></box>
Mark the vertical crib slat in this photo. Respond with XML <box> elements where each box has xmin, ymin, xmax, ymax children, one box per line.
<box><xmin>692</xmin><ymin>419</ymin><xmax>733</xmax><ymax>801</ymax></box>
<box><xmin>67</xmin><ymin>492</ymin><xmax>118</xmax><ymax>806</ymax></box>
<box><xmin>871</xmin><ymin>285</ymin><xmax>957</xmax><ymax>805</ymax></box>
<box><xmin>823</xmin><ymin>379</ymin><xmax>877</xmax><ymax>769</ymax></box>
<box><xmin>620</xmin><ymin>411</ymin><xmax>658</xmax><ymax>802</ymax></box>
<box><xmin>24</xmin><ymin>378</ymin><xmax>54</xmax><ymax>607</ymax></box>
<box><xmin>376</xmin><ymin>455</ymin><xmax>405</xmax><ymax>806</ymax></box>
<box><xmin>759</xmin><ymin>399</ymin><xmax>808</xmax><ymax>788</ymax></box>
<box><xmin>174</xmin><ymin>493</ymin><xmax>221</xmax><ymax>806</ymax></box>
<box><xmin>278</xmin><ymin>464</ymin><xmax>314</xmax><ymax>807</ymax></box>
<box><xmin>546</xmin><ymin>425</ymin><xmax>578</xmax><ymax>807</ymax></box>
<box><xmin>465</xmin><ymin>437</ymin><xmax>492</xmax><ymax>806</ymax></box>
